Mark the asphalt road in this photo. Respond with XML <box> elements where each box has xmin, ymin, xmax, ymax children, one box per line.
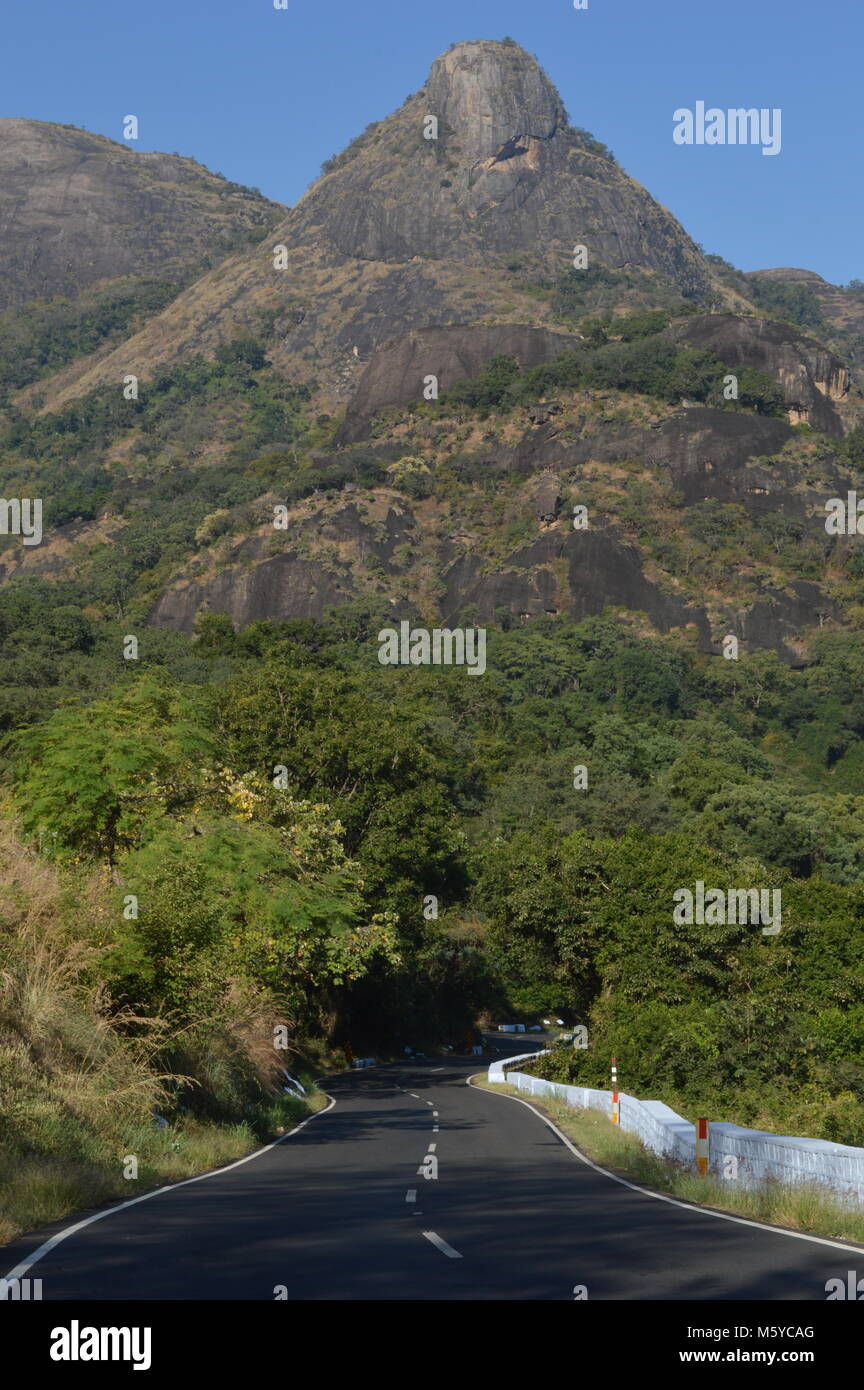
<box><xmin>3</xmin><ymin>1044</ymin><xmax>862</xmax><ymax>1300</ymax></box>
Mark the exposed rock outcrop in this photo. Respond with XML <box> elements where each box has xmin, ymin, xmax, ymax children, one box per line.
<box><xmin>533</xmin><ymin>471</ymin><xmax>562</xmax><ymax>523</ymax></box>
<box><xmin>738</xmin><ymin>582</ymin><xmax>841</xmax><ymax>662</ymax></box>
<box><xmin>289</xmin><ymin>41</ymin><xmax>710</xmax><ymax>289</ymax></box>
<box><xmin>0</xmin><ymin>119</ymin><xmax>282</xmax><ymax>309</ymax></box>
<box><xmin>598</xmin><ymin>407</ymin><xmax>801</xmax><ymax>511</ymax></box>
<box><xmin>148</xmin><ymin>547</ymin><xmax>350</xmax><ymax>632</ymax></box>
<box><xmin>747</xmin><ymin>268</ymin><xmax>864</xmax><ymax>349</ymax></box>
<box><xmin>339</xmin><ymin>324</ymin><xmax>580</xmax><ymax>442</ymax></box>
<box><xmin>664</xmin><ymin>313</ymin><xmax>849</xmax><ymax>435</ymax></box>
<box><xmin>441</xmin><ymin>529</ymin><xmax>711</xmax><ymax>638</ymax></box>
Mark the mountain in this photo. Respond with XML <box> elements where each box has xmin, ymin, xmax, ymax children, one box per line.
<box><xmin>0</xmin><ymin>118</ymin><xmax>283</xmax><ymax>310</ymax></box>
<box><xmin>19</xmin><ymin>39</ymin><xmax>712</xmax><ymax>413</ymax></box>
<box><xmin>289</xmin><ymin>40</ymin><xmax>710</xmax><ymax>280</ymax></box>
<box><xmin>0</xmin><ymin>40</ymin><xmax>862</xmax><ymax>667</ymax></box>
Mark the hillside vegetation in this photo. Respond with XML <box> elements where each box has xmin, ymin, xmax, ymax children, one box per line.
<box><xmin>3</xmin><ymin>592</ymin><xmax>864</xmax><ymax>1173</ymax></box>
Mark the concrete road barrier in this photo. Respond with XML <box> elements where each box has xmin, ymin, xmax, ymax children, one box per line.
<box><xmin>490</xmin><ymin>1060</ymin><xmax>864</xmax><ymax>1206</ymax></box>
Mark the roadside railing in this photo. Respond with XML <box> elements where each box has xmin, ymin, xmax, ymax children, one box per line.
<box><xmin>489</xmin><ymin>1058</ymin><xmax>864</xmax><ymax>1206</ymax></box>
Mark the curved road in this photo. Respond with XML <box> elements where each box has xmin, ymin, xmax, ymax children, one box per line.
<box><xmin>3</xmin><ymin>1049</ymin><xmax>861</xmax><ymax>1301</ymax></box>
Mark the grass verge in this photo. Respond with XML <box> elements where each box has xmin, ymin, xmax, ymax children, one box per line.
<box><xmin>473</xmin><ymin>1077</ymin><xmax>864</xmax><ymax>1247</ymax></box>
<box><xmin>0</xmin><ymin>1088</ymin><xmax>328</xmax><ymax>1248</ymax></box>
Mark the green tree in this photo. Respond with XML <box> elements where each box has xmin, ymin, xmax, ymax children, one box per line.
<box><xmin>14</xmin><ymin>676</ymin><xmax>221</xmax><ymax>861</ymax></box>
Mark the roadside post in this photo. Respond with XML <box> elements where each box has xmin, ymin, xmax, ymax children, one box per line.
<box><xmin>696</xmin><ymin>1117</ymin><xmax>710</xmax><ymax>1175</ymax></box>
<box><xmin>611</xmin><ymin>1055</ymin><xmax>619</xmax><ymax>1125</ymax></box>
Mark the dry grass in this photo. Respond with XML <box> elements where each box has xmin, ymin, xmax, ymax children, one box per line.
<box><xmin>0</xmin><ymin>820</ymin><xmax>327</xmax><ymax>1245</ymax></box>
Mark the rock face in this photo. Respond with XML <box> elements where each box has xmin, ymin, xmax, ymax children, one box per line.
<box><xmin>665</xmin><ymin>314</ymin><xmax>849</xmax><ymax>435</ymax></box>
<box><xmin>428</xmin><ymin>41</ymin><xmax>563</xmax><ymax>160</ymax></box>
<box><xmin>441</xmin><ymin>530</ymin><xmax>710</xmax><ymax>636</ymax></box>
<box><xmin>747</xmin><ymin>267</ymin><xmax>864</xmax><ymax>338</ymax></box>
<box><xmin>0</xmin><ymin>119</ymin><xmax>282</xmax><ymax>309</ymax></box>
<box><xmin>749</xmin><ymin>268</ymin><xmax>827</xmax><ymax>286</ymax></box>
<box><xmin>143</xmin><ymin>387</ymin><xmax>844</xmax><ymax>662</ymax></box>
<box><xmin>594</xmin><ymin>407</ymin><xmax>799</xmax><ymax>510</ymax></box>
<box><xmin>339</xmin><ymin>324</ymin><xmax>580</xmax><ymax>442</ymax></box>
<box><xmin>533</xmin><ymin>471</ymin><xmax>562</xmax><ymax>523</ymax></box>
<box><xmin>746</xmin><ymin>267</ymin><xmax>864</xmax><ymax>391</ymax></box>
<box><xmin>288</xmin><ymin>40</ymin><xmax>710</xmax><ymax>287</ymax></box>
<box><xmin>152</xmin><ymin>498</ymin><xmax>839</xmax><ymax>663</ymax></box>
<box><xmin>148</xmin><ymin>546</ymin><xmax>350</xmax><ymax>631</ymax></box>
<box><xmin>739</xmin><ymin>583</ymin><xmax>840</xmax><ymax>661</ymax></box>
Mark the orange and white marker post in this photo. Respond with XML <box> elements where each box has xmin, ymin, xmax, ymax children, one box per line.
<box><xmin>611</xmin><ymin>1055</ymin><xmax>619</xmax><ymax>1125</ymax></box>
<box><xmin>696</xmin><ymin>1117</ymin><xmax>710</xmax><ymax>1175</ymax></box>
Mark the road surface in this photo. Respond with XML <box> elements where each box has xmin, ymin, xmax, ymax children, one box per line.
<box><xmin>3</xmin><ymin>1046</ymin><xmax>861</xmax><ymax>1300</ymax></box>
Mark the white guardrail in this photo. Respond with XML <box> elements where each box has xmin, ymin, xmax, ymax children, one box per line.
<box><xmin>488</xmin><ymin>1052</ymin><xmax>864</xmax><ymax>1206</ymax></box>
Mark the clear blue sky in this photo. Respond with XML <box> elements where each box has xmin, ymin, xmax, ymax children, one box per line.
<box><xmin>5</xmin><ymin>0</ymin><xmax>860</xmax><ymax>284</ymax></box>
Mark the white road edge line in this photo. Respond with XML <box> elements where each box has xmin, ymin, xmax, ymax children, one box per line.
<box><xmin>2</xmin><ymin>1093</ymin><xmax>337</xmax><ymax>1283</ymax></box>
<box><xmin>422</xmin><ymin>1230</ymin><xmax>462</xmax><ymax>1259</ymax></box>
<box><xmin>468</xmin><ymin>1075</ymin><xmax>864</xmax><ymax>1256</ymax></box>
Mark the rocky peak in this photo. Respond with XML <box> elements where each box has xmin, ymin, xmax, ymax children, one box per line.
<box><xmin>426</xmin><ymin>40</ymin><xmax>565</xmax><ymax>164</ymax></box>
<box><xmin>286</xmin><ymin>38</ymin><xmax>709</xmax><ymax>296</ymax></box>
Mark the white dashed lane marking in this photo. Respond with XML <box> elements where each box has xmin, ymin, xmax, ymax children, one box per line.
<box><xmin>422</xmin><ymin>1231</ymin><xmax>462</xmax><ymax>1259</ymax></box>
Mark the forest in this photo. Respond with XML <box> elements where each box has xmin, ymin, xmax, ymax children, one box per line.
<box><xmin>3</xmin><ymin>586</ymin><xmax>864</xmax><ymax>1158</ymax></box>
